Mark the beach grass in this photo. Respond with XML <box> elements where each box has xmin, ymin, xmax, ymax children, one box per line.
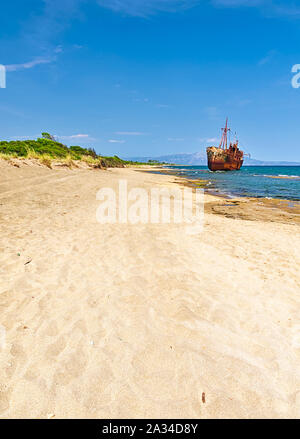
<box><xmin>0</xmin><ymin>152</ymin><xmax>18</xmax><ymax>160</ymax></box>
<box><xmin>0</xmin><ymin>136</ymin><xmax>154</xmax><ymax>169</ymax></box>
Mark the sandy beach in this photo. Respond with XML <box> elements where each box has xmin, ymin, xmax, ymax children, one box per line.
<box><xmin>0</xmin><ymin>160</ymin><xmax>300</xmax><ymax>419</ymax></box>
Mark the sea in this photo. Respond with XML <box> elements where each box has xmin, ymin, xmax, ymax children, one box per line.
<box><xmin>167</xmin><ymin>166</ymin><xmax>300</xmax><ymax>201</ymax></box>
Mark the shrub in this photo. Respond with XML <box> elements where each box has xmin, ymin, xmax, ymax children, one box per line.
<box><xmin>0</xmin><ymin>141</ymin><xmax>28</xmax><ymax>156</ymax></box>
<box><xmin>0</xmin><ymin>134</ymin><xmax>133</xmax><ymax>169</ymax></box>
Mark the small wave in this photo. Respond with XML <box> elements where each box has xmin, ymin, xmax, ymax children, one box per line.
<box><xmin>263</xmin><ymin>174</ymin><xmax>300</xmax><ymax>180</ymax></box>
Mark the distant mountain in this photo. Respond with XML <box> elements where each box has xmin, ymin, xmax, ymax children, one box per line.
<box><xmin>243</xmin><ymin>158</ymin><xmax>300</xmax><ymax>166</ymax></box>
<box><xmin>123</xmin><ymin>152</ymin><xmax>300</xmax><ymax>166</ymax></box>
<box><xmin>124</xmin><ymin>152</ymin><xmax>207</xmax><ymax>165</ymax></box>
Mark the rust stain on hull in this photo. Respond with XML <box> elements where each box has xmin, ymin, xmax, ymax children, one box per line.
<box><xmin>207</xmin><ymin>156</ymin><xmax>244</xmax><ymax>171</ymax></box>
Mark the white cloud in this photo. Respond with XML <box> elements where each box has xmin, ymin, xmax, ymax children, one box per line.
<box><xmin>58</xmin><ymin>134</ymin><xmax>91</xmax><ymax>139</ymax></box>
<box><xmin>237</xmin><ymin>98</ymin><xmax>252</xmax><ymax>106</ymax></box>
<box><xmin>17</xmin><ymin>0</ymin><xmax>300</xmax><ymax>58</ymax></box>
<box><xmin>212</xmin><ymin>0</ymin><xmax>263</xmax><ymax>7</ymax></box>
<box><xmin>212</xmin><ymin>0</ymin><xmax>300</xmax><ymax>17</ymax></box>
<box><xmin>198</xmin><ymin>137</ymin><xmax>218</xmax><ymax>143</ymax></box>
<box><xmin>258</xmin><ymin>49</ymin><xmax>278</xmax><ymax>66</ymax></box>
<box><xmin>10</xmin><ymin>135</ymin><xmax>34</xmax><ymax>140</ymax></box>
<box><xmin>109</xmin><ymin>139</ymin><xmax>126</xmax><ymax>143</ymax></box>
<box><xmin>273</xmin><ymin>3</ymin><xmax>300</xmax><ymax>17</ymax></box>
<box><xmin>22</xmin><ymin>0</ymin><xmax>84</xmax><ymax>52</ymax></box>
<box><xmin>204</xmin><ymin>106</ymin><xmax>219</xmax><ymax>119</ymax></box>
<box><xmin>133</xmin><ymin>97</ymin><xmax>149</xmax><ymax>103</ymax></box>
<box><xmin>97</xmin><ymin>0</ymin><xmax>300</xmax><ymax>19</ymax></box>
<box><xmin>97</xmin><ymin>0</ymin><xmax>199</xmax><ymax>17</ymax></box>
<box><xmin>57</xmin><ymin>134</ymin><xmax>96</xmax><ymax>142</ymax></box>
<box><xmin>116</xmin><ymin>131</ymin><xmax>147</xmax><ymax>136</ymax></box>
<box><xmin>5</xmin><ymin>57</ymin><xmax>53</xmax><ymax>72</ymax></box>
<box><xmin>54</xmin><ymin>45</ymin><xmax>64</xmax><ymax>53</ymax></box>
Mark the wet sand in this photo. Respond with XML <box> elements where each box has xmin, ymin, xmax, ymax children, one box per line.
<box><xmin>0</xmin><ymin>159</ymin><xmax>299</xmax><ymax>418</ymax></box>
<box><xmin>151</xmin><ymin>168</ymin><xmax>300</xmax><ymax>225</ymax></box>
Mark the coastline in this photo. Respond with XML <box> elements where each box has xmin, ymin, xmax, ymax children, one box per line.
<box><xmin>151</xmin><ymin>165</ymin><xmax>300</xmax><ymax>200</ymax></box>
<box><xmin>0</xmin><ymin>160</ymin><xmax>300</xmax><ymax>418</ymax></box>
<box><xmin>143</xmin><ymin>167</ymin><xmax>300</xmax><ymax>225</ymax></box>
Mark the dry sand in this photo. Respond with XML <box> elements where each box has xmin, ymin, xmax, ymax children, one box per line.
<box><xmin>0</xmin><ymin>160</ymin><xmax>299</xmax><ymax>418</ymax></box>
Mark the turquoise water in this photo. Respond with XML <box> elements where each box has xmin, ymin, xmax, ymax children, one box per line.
<box><xmin>170</xmin><ymin>166</ymin><xmax>300</xmax><ymax>200</ymax></box>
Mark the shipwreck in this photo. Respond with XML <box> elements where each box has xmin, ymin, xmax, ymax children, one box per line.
<box><xmin>207</xmin><ymin>118</ymin><xmax>244</xmax><ymax>171</ymax></box>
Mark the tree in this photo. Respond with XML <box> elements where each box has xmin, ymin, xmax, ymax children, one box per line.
<box><xmin>42</xmin><ymin>132</ymin><xmax>56</xmax><ymax>141</ymax></box>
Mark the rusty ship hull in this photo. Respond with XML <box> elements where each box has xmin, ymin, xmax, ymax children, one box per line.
<box><xmin>207</xmin><ymin>150</ymin><xmax>244</xmax><ymax>171</ymax></box>
<box><xmin>207</xmin><ymin>118</ymin><xmax>244</xmax><ymax>172</ymax></box>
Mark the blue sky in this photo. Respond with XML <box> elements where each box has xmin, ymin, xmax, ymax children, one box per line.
<box><xmin>1</xmin><ymin>0</ymin><xmax>300</xmax><ymax>161</ymax></box>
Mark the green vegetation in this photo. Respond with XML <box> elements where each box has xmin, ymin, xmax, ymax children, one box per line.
<box><xmin>0</xmin><ymin>133</ymin><xmax>165</xmax><ymax>169</ymax></box>
<box><xmin>148</xmin><ymin>159</ymin><xmax>167</xmax><ymax>165</ymax></box>
<box><xmin>69</xmin><ymin>145</ymin><xmax>98</xmax><ymax>159</ymax></box>
<box><xmin>41</xmin><ymin>132</ymin><xmax>56</xmax><ymax>141</ymax></box>
<box><xmin>0</xmin><ymin>138</ymin><xmax>69</xmax><ymax>158</ymax></box>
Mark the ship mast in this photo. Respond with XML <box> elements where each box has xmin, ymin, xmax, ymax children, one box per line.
<box><xmin>219</xmin><ymin>117</ymin><xmax>231</xmax><ymax>150</ymax></box>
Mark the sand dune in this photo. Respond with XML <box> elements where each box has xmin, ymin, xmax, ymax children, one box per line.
<box><xmin>0</xmin><ymin>161</ymin><xmax>299</xmax><ymax>418</ymax></box>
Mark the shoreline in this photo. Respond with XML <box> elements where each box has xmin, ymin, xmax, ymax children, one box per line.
<box><xmin>1</xmin><ymin>158</ymin><xmax>299</xmax><ymax>225</ymax></box>
<box><xmin>149</xmin><ymin>166</ymin><xmax>300</xmax><ymax>201</ymax></box>
<box><xmin>142</xmin><ymin>167</ymin><xmax>300</xmax><ymax>225</ymax></box>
